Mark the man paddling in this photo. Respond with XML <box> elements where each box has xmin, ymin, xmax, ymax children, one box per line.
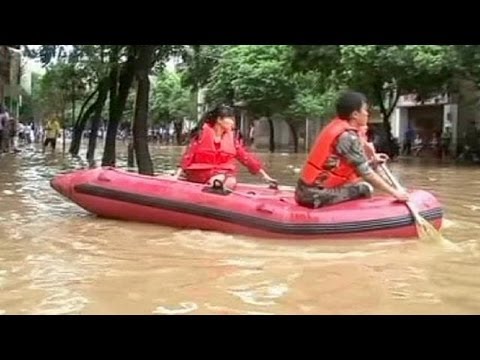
<box><xmin>295</xmin><ymin>91</ymin><xmax>409</xmax><ymax>208</ymax></box>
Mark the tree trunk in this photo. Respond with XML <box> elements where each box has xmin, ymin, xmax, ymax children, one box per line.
<box><xmin>74</xmin><ymin>88</ymin><xmax>98</xmax><ymax>129</ymax></box>
<box><xmin>287</xmin><ymin>121</ymin><xmax>299</xmax><ymax>153</ymax></box>
<box><xmin>267</xmin><ymin>117</ymin><xmax>275</xmax><ymax>153</ymax></box>
<box><xmin>109</xmin><ymin>46</ymin><xmax>120</xmax><ymax>106</ymax></box>
<box><xmin>127</xmin><ymin>142</ymin><xmax>135</xmax><ymax>168</ymax></box>
<box><xmin>72</xmin><ymin>92</ymin><xmax>76</xmax><ymax>128</ymax></box>
<box><xmin>375</xmin><ymin>87</ymin><xmax>401</xmax><ymax>158</ymax></box>
<box><xmin>69</xmin><ymin>88</ymin><xmax>98</xmax><ymax>156</ymax></box>
<box><xmin>86</xmin><ymin>79</ymin><xmax>109</xmax><ymax>166</ymax></box>
<box><xmin>174</xmin><ymin>120</ymin><xmax>183</xmax><ymax>145</ymax></box>
<box><xmin>71</xmin><ymin>92</ymin><xmax>76</xmax><ymax>141</ymax></box>
<box><xmin>62</xmin><ymin>105</ymin><xmax>66</xmax><ymax>155</ymax></box>
<box><xmin>133</xmin><ymin>45</ymin><xmax>154</xmax><ymax>175</ymax></box>
<box><xmin>102</xmin><ymin>46</ymin><xmax>136</xmax><ymax>167</ymax></box>
<box><xmin>66</xmin><ymin>84</ymin><xmax>76</xmax><ymax>156</ymax></box>
<box><xmin>69</xmin><ymin>101</ymin><xmax>96</xmax><ymax>156</ymax></box>
<box><xmin>102</xmin><ymin>72</ymin><xmax>119</xmax><ymax>167</ymax></box>
<box><xmin>382</xmin><ymin>116</ymin><xmax>393</xmax><ymax>139</ymax></box>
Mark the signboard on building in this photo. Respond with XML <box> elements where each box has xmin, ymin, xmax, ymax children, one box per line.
<box><xmin>397</xmin><ymin>93</ymin><xmax>450</xmax><ymax>107</ymax></box>
<box><xmin>368</xmin><ymin>108</ymin><xmax>383</xmax><ymax>124</ymax></box>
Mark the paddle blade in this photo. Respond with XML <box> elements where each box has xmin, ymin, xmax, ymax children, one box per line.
<box><xmin>408</xmin><ymin>203</ymin><xmax>460</xmax><ymax>251</ymax></box>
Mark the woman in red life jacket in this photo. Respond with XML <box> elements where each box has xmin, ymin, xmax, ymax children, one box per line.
<box><xmin>295</xmin><ymin>91</ymin><xmax>408</xmax><ymax>209</ymax></box>
<box><xmin>173</xmin><ymin>105</ymin><xmax>276</xmax><ymax>190</ymax></box>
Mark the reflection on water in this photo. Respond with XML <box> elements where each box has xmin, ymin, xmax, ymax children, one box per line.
<box><xmin>0</xmin><ymin>144</ymin><xmax>480</xmax><ymax>314</ymax></box>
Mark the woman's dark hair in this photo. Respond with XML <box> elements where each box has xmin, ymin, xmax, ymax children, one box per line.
<box><xmin>203</xmin><ymin>105</ymin><xmax>236</xmax><ymax>126</ymax></box>
<box><xmin>336</xmin><ymin>91</ymin><xmax>368</xmax><ymax>120</ymax></box>
<box><xmin>189</xmin><ymin>105</ymin><xmax>239</xmax><ymax>141</ymax></box>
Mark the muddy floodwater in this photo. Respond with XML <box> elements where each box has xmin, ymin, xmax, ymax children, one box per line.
<box><xmin>1</xmin><ymin>144</ymin><xmax>480</xmax><ymax>315</ymax></box>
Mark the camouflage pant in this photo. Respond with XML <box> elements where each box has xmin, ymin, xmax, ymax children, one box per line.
<box><xmin>295</xmin><ymin>179</ymin><xmax>373</xmax><ymax>209</ymax></box>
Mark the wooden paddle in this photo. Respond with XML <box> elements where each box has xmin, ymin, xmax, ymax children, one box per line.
<box><xmin>380</xmin><ymin>163</ymin><xmax>443</xmax><ymax>241</ymax></box>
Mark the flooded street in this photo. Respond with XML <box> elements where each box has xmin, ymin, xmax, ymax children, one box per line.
<box><xmin>1</xmin><ymin>144</ymin><xmax>480</xmax><ymax>315</ymax></box>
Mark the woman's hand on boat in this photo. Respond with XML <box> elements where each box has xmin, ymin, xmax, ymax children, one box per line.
<box><xmin>259</xmin><ymin>169</ymin><xmax>277</xmax><ymax>185</ymax></box>
<box><xmin>172</xmin><ymin>168</ymin><xmax>183</xmax><ymax>180</ymax></box>
<box><xmin>263</xmin><ymin>174</ymin><xmax>278</xmax><ymax>185</ymax></box>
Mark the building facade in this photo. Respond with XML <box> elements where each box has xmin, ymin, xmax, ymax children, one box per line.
<box><xmin>0</xmin><ymin>45</ymin><xmax>22</xmax><ymax>117</ymax></box>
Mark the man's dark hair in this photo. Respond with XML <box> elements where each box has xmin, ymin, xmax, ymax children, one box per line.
<box><xmin>336</xmin><ymin>91</ymin><xmax>368</xmax><ymax>120</ymax></box>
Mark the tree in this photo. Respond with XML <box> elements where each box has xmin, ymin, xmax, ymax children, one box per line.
<box><xmin>30</xmin><ymin>45</ymin><xmax>111</xmax><ymax>157</ymax></box>
<box><xmin>206</xmin><ymin>45</ymin><xmax>296</xmax><ymax>152</ymax></box>
<box><xmin>132</xmin><ymin>45</ymin><xmax>155</xmax><ymax>175</ymax></box>
<box><xmin>291</xmin><ymin>45</ymin><xmax>457</xmax><ymax>147</ymax></box>
<box><xmin>37</xmin><ymin>62</ymin><xmax>87</xmax><ymax>152</ymax></box>
<box><xmin>86</xmin><ymin>77</ymin><xmax>109</xmax><ymax>165</ymax></box>
<box><xmin>178</xmin><ymin>45</ymin><xmax>229</xmax><ymax>122</ymax></box>
<box><xmin>101</xmin><ymin>46</ymin><xmax>136</xmax><ymax>167</ymax></box>
<box><xmin>285</xmin><ymin>71</ymin><xmax>343</xmax><ymax>152</ymax></box>
<box><xmin>152</xmin><ymin>70</ymin><xmax>194</xmax><ymax>144</ymax></box>
<box><xmin>20</xmin><ymin>73</ymin><xmax>44</xmax><ymax>124</ymax></box>
<box><xmin>291</xmin><ymin>45</ymin><xmax>342</xmax><ymax>76</ymax></box>
<box><xmin>180</xmin><ymin>45</ymin><xmax>228</xmax><ymax>92</ymax></box>
<box><xmin>287</xmin><ymin>71</ymin><xmax>342</xmax><ymax>120</ymax></box>
<box><xmin>453</xmin><ymin>45</ymin><xmax>480</xmax><ymax>83</ymax></box>
<box><xmin>339</xmin><ymin>46</ymin><xmax>456</xmax><ymax>137</ymax></box>
<box><xmin>207</xmin><ymin>45</ymin><xmax>295</xmax><ymax>113</ymax></box>
<box><xmin>153</xmin><ymin>70</ymin><xmax>193</xmax><ymax>122</ymax></box>
<box><xmin>30</xmin><ymin>45</ymin><xmax>186</xmax><ymax>172</ymax></box>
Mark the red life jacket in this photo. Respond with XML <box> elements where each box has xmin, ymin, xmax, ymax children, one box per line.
<box><xmin>185</xmin><ymin>123</ymin><xmax>237</xmax><ymax>172</ymax></box>
<box><xmin>300</xmin><ymin>117</ymin><xmax>361</xmax><ymax>188</ymax></box>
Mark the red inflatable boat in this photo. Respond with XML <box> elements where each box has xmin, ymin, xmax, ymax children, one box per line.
<box><xmin>50</xmin><ymin>167</ymin><xmax>443</xmax><ymax>239</ymax></box>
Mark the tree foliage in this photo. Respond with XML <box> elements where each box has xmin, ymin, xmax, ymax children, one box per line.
<box><xmin>339</xmin><ymin>45</ymin><xmax>456</xmax><ymax>120</ymax></box>
<box><xmin>152</xmin><ymin>70</ymin><xmax>194</xmax><ymax>124</ymax></box>
<box><xmin>290</xmin><ymin>45</ymin><xmax>458</xmax><ymax>148</ymax></box>
<box><xmin>206</xmin><ymin>45</ymin><xmax>295</xmax><ymax>116</ymax></box>
<box><xmin>26</xmin><ymin>44</ymin><xmax>472</xmax><ymax>157</ymax></box>
<box><xmin>286</xmin><ymin>71</ymin><xmax>343</xmax><ymax>121</ymax></box>
<box><xmin>37</xmin><ymin>62</ymin><xmax>86</xmax><ymax>124</ymax></box>
<box><xmin>180</xmin><ymin>45</ymin><xmax>228</xmax><ymax>91</ymax></box>
<box><xmin>453</xmin><ymin>45</ymin><xmax>480</xmax><ymax>85</ymax></box>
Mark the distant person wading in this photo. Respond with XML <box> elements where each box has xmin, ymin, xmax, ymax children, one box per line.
<box><xmin>43</xmin><ymin>116</ymin><xmax>61</xmax><ymax>153</ymax></box>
